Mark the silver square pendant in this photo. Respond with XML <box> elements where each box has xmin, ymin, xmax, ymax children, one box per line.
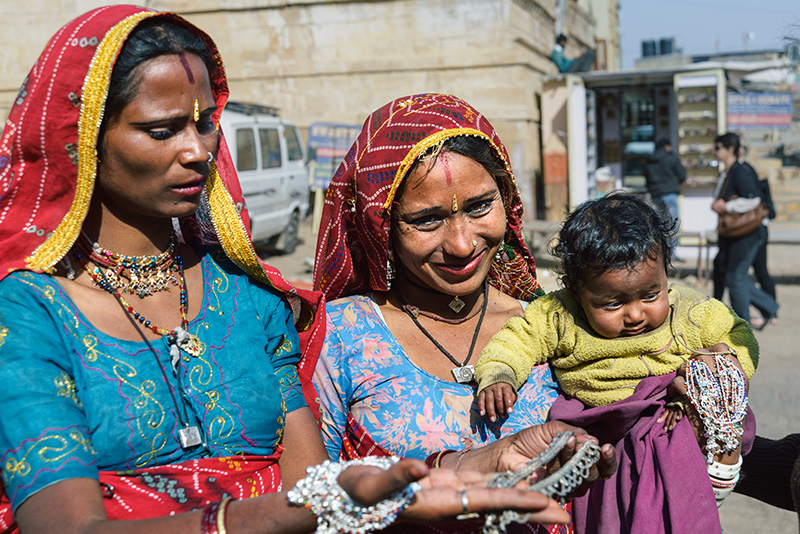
<box><xmin>451</xmin><ymin>365</ymin><xmax>475</xmax><ymax>384</ymax></box>
<box><xmin>178</xmin><ymin>425</ymin><xmax>203</xmax><ymax>449</ymax></box>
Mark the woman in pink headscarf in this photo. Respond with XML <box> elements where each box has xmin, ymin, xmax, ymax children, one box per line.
<box><xmin>312</xmin><ymin>94</ymin><xmax>616</xmax><ymax>533</ymax></box>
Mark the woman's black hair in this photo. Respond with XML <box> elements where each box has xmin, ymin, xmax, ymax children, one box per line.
<box><xmin>102</xmin><ymin>19</ymin><xmax>214</xmax><ymax>130</ymax></box>
<box><xmin>396</xmin><ymin>135</ymin><xmax>513</xmax><ymax>208</ymax></box>
<box><xmin>550</xmin><ymin>192</ymin><xmax>677</xmax><ymax>295</ymax></box>
<box><xmin>714</xmin><ymin>132</ymin><xmax>741</xmax><ymax>158</ymax></box>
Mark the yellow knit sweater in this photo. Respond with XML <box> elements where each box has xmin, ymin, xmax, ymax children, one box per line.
<box><xmin>475</xmin><ymin>285</ymin><xmax>758</xmax><ymax>407</ymax></box>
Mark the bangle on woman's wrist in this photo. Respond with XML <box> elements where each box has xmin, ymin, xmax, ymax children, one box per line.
<box><xmin>287</xmin><ymin>457</ymin><xmax>420</xmax><ymax>534</ymax></box>
<box><xmin>201</xmin><ymin>496</ymin><xmax>234</xmax><ymax>534</ymax></box>
<box><xmin>425</xmin><ymin>449</ymin><xmax>456</xmax><ymax>468</ymax></box>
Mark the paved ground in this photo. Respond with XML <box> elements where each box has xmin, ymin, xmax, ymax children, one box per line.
<box><xmin>260</xmin><ymin>216</ymin><xmax>800</xmax><ymax>533</ymax></box>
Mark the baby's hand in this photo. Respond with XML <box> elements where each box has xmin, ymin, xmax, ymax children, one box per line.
<box><xmin>657</xmin><ymin>375</ymin><xmax>687</xmax><ymax>432</ymax></box>
<box><xmin>478</xmin><ymin>383</ymin><xmax>517</xmax><ymax>423</ymax></box>
<box><xmin>660</xmin><ymin>405</ymin><xmax>683</xmax><ymax>431</ymax></box>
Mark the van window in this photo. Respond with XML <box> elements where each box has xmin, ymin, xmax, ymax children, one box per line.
<box><xmin>285</xmin><ymin>126</ymin><xmax>303</xmax><ymax>161</ymax></box>
<box><xmin>236</xmin><ymin>128</ymin><xmax>257</xmax><ymax>171</ymax></box>
<box><xmin>260</xmin><ymin>128</ymin><xmax>282</xmax><ymax>168</ymax></box>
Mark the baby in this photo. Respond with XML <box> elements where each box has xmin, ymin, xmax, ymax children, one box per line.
<box><xmin>474</xmin><ymin>192</ymin><xmax>758</xmax><ymax>505</ymax></box>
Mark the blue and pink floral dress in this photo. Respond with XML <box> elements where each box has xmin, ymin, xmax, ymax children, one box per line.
<box><xmin>312</xmin><ymin>295</ymin><xmax>560</xmax><ymax>460</ymax></box>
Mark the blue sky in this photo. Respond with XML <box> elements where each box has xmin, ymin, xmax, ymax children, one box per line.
<box><xmin>619</xmin><ymin>0</ymin><xmax>799</xmax><ymax>68</ymax></box>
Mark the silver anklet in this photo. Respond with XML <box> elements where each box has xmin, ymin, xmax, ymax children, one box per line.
<box><xmin>287</xmin><ymin>456</ymin><xmax>419</xmax><ymax>534</ymax></box>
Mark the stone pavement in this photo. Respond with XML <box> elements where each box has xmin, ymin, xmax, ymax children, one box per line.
<box><xmin>259</xmin><ymin>215</ymin><xmax>800</xmax><ymax>533</ymax></box>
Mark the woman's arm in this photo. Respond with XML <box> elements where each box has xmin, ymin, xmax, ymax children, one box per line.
<box><xmin>279</xmin><ymin>407</ymin><xmax>330</xmax><ymax>487</ymax></box>
<box><xmin>15</xmin><ymin>458</ymin><xmax>570</xmax><ymax>534</ymax></box>
<box><xmin>14</xmin><ymin>476</ymin><xmax>318</xmax><ymax>534</ymax></box>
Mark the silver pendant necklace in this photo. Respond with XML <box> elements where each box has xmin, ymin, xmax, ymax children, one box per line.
<box><xmin>95</xmin><ymin>262</ymin><xmax>204</xmax><ymax>450</ymax></box>
<box><xmin>397</xmin><ymin>280</ymin><xmax>488</xmax><ymax>383</ymax></box>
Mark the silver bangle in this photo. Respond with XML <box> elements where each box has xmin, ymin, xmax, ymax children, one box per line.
<box><xmin>287</xmin><ymin>456</ymin><xmax>420</xmax><ymax>534</ymax></box>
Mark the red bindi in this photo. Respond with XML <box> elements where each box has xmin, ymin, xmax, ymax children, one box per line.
<box><xmin>178</xmin><ymin>52</ymin><xmax>195</xmax><ymax>84</ymax></box>
<box><xmin>440</xmin><ymin>153</ymin><xmax>452</xmax><ymax>185</ymax></box>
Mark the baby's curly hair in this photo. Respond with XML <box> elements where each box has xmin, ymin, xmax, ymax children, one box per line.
<box><xmin>550</xmin><ymin>192</ymin><xmax>677</xmax><ymax>295</ymax></box>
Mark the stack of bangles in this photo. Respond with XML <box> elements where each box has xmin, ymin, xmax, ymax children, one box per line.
<box><xmin>287</xmin><ymin>456</ymin><xmax>420</xmax><ymax>534</ymax></box>
<box><xmin>201</xmin><ymin>496</ymin><xmax>234</xmax><ymax>534</ymax></box>
<box><xmin>425</xmin><ymin>449</ymin><xmax>465</xmax><ymax>469</ymax></box>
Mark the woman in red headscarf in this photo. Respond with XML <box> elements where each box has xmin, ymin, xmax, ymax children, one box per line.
<box><xmin>0</xmin><ymin>8</ymin><xmax>585</xmax><ymax>534</ymax></box>
<box><xmin>311</xmin><ymin>94</ymin><xmax>617</xmax><ymax>533</ymax></box>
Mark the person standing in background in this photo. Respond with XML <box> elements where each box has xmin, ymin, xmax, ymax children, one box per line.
<box><xmin>711</xmin><ymin>133</ymin><xmax>778</xmax><ymax>327</ymax></box>
<box><xmin>645</xmin><ymin>138</ymin><xmax>687</xmax><ymax>235</ymax></box>
<box><xmin>741</xmin><ymin>159</ymin><xmax>778</xmax><ymax>328</ymax></box>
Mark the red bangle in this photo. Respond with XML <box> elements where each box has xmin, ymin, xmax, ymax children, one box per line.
<box><xmin>424</xmin><ymin>449</ymin><xmax>457</xmax><ymax>469</ymax></box>
<box><xmin>201</xmin><ymin>497</ymin><xmax>234</xmax><ymax>534</ymax></box>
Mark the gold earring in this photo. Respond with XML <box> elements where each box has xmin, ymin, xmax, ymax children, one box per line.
<box><xmin>452</xmin><ymin>194</ymin><xmax>458</xmax><ymax>213</ymax></box>
<box><xmin>193</xmin><ymin>99</ymin><xmax>200</xmax><ymax>122</ymax></box>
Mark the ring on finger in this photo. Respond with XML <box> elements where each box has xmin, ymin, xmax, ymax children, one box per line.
<box><xmin>456</xmin><ymin>489</ymin><xmax>479</xmax><ymax>521</ymax></box>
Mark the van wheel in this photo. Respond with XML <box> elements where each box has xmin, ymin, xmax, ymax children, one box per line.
<box><xmin>278</xmin><ymin>211</ymin><xmax>300</xmax><ymax>254</ymax></box>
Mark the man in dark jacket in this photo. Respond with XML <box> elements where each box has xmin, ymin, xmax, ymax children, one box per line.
<box><xmin>644</xmin><ymin>138</ymin><xmax>687</xmax><ymax>230</ymax></box>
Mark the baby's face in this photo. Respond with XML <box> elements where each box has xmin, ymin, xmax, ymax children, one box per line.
<box><xmin>576</xmin><ymin>255</ymin><xmax>670</xmax><ymax>339</ymax></box>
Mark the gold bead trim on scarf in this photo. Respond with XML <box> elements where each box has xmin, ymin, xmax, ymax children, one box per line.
<box><xmin>382</xmin><ymin>128</ymin><xmax>513</xmax><ymax>211</ymax></box>
<box><xmin>204</xmin><ymin>163</ymin><xmax>313</xmax><ymax>329</ymax></box>
<box><xmin>26</xmin><ymin>11</ymin><xmax>157</xmax><ymax>272</ymax></box>
<box><xmin>205</xmin><ymin>162</ymin><xmax>271</xmax><ymax>288</ymax></box>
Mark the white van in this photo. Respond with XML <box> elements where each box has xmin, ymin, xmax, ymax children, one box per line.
<box><xmin>219</xmin><ymin>102</ymin><xmax>310</xmax><ymax>254</ymax></box>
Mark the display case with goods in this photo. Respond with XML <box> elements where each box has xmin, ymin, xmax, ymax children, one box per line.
<box><xmin>674</xmin><ymin>70</ymin><xmax>727</xmax><ymax>187</ymax></box>
<box><xmin>673</xmin><ymin>69</ymin><xmax>727</xmax><ymax>237</ymax></box>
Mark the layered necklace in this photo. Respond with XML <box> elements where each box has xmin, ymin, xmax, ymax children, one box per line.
<box><xmin>396</xmin><ymin>280</ymin><xmax>489</xmax><ymax>384</ymax></box>
<box><xmin>71</xmin><ymin>234</ymin><xmax>205</xmax><ymax>449</ymax></box>
<box><xmin>401</xmin><ymin>273</ymin><xmax>473</xmax><ymax>317</ymax></box>
<box><xmin>72</xmin><ymin>235</ymin><xmax>202</xmax><ymax>358</ymax></box>
<box><xmin>78</xmin><ymin>231</ymin><xmax>178</xmax><ymax>298</ymax></box>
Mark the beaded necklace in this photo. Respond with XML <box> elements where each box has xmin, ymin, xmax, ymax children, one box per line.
<box><xmin>78</xmin><ymin>231</ymin><xmax>178</xmax><ymax>298</ymax></box>
<box><xmin>72</xmin><ymin>240</ymin><xmax>202</xmax><ymax>358</ymax></box>
<box><xmin>684</xmin><ymin>353</ymin><xmax>748</xmax><ymax>464</ymax></box>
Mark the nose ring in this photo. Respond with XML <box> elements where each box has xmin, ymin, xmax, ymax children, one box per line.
<box><xmin>472</xmin><ymin>240</ymin><xmax>478</xmax><ymax>248</ymax></box>
<box><xmin>207</xmin><ymin>151</ymin><xmax>214</xmax><ymax>164</ymax></box>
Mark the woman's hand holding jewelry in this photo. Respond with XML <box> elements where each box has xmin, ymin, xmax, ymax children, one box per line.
<box><xmin>498</xmin><ymin>421</ymin><xmax>617</xmax><ymax>492</ymax></box>
<box><xmin>337</xmin><ymin>458</ymin><xmax>571</xmax><ymax>525</ymax></box>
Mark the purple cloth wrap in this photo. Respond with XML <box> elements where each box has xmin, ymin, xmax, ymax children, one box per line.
<box><xmin>548</xmin><ymin>372</ymin><xmax>756</xmax><ymax>534</ymax></box>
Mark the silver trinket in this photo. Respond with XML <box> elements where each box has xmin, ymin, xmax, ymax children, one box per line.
<box><xmin>451</xmin><ymin>365</ymin><xmax>475</xmax><ymax>384</ymax></box>
<box><xmin>178</xmin><ymin>425</ymin><xmax>203</xmax><ymax>449</ymax></box>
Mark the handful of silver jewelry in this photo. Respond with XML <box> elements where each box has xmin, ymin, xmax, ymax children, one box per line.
<box><xmin>482</xmin><ymin>431</ymin><xmax>601</xmax><ymax>534</ymax></box>
<box><xmin>287</xmin><ymin>456</ymin><xmax>419</xmax><ymax>534</ymax></box>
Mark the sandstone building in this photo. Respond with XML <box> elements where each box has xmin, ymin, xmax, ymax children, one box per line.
<box><xmin>1</xmin><ymin>0</ymin><xmax>619</xmax><ymax>220</ymax></box>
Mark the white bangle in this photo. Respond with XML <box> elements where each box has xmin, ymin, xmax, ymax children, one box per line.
<box><xmin>707</xmin><ymin>455</ymin><xmax>743</xmax><ymax>480</ymax></box>
<box><xmin>707</xmin><ymin>456</ymin><xmax>742</xmax><ymax>508</ymax></box>
<box><xmin>287</xmin><ymin>456</ymin><xmax>420</xmax><ymax>534</ymax></box>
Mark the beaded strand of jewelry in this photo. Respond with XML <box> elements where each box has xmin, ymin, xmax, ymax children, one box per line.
<box><xmin>78</xmin><ymin>231</ymin><xmax>178</xmax><ymax>297</ymax></box>
<box><xmin>683</xmin><ymin>353</ymin><xmax>748</xmax><ymax>464</ymax></box>
<box><xmin>71</xmin><ymin>243</ymin><xmax>202</xmax><ymax>358</ymax></box>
